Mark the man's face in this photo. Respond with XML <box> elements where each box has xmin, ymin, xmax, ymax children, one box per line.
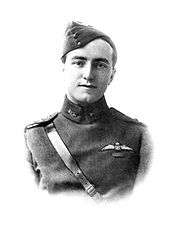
<box><xmin>63</xmin><ymin>39</ymin><xmax>115</xmax><ymax>105</ymax></box>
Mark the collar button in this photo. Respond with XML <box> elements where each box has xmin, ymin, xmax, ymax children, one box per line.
<box><xmin>89</xmin><ymin>113</ymin><xmax>95</xmax><ymax>117</ymax></box>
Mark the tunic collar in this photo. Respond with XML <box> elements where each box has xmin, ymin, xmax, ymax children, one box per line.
<box><xmin>61</xmin><ymin>96</ymin><xmax>110</xmax><ymax>124</ymax></box>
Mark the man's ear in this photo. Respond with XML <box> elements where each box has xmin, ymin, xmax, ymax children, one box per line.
<box><xmin>108</xmin><ymin>68</ymin><xmax>116</xmax><ymax>86</ymax></box>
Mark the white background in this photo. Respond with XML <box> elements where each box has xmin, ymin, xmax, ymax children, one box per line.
<box><xmin>0</xmin><ymin>0</ymin><xmax>169</xmax><ymax>227</ymax></box>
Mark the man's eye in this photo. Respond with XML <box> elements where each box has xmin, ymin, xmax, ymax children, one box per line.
<box><xmin>95</xmin><ymin>62</ymin><xmax>107</xmax><ymax>69</ymax></box>
<box><xmin>72</xmin><ymin>61</ymin><xmax>85</xmax><ymax>67</ymax></box>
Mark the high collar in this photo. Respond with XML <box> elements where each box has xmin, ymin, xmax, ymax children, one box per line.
<box><xmin>61</xmin><ymin>96</ymin><xmax>110</xmax><ymax>124</ymax></box>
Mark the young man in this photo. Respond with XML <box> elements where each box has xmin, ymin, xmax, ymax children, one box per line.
<box><xmin>25</xmin><ymin>21</ymin><xmax>151</xmax><ymax>200</ymax></box>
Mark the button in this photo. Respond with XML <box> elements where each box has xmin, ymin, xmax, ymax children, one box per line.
<box><xmin>76</xmin><ymin>170</ymin><xmax>81</xmax><ymax>175</ymax></box>
<box><xmin>112</xmin><ymin>153</ymin><xmax>124</xmax><ymax>157</ymax></box>
<box><xmin>89</xmin><ymin>113</ymin><xmax>95</xmax><ymax>117</ymax></box>
<box><xmin>77</xmin><ymin>41</ymin><xmax>81</xmax><ymax>46</ymax></box>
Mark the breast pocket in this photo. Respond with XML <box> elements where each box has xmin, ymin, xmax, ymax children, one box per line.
<box><xmin>101</xmin><ymin>147</ymin><xmax>136</xmax><ymax>158</ymax></box>
<box><xmin>111</xmin><ymin>149</ymin><xmax>135</xmax><ymax>158</ymax></box>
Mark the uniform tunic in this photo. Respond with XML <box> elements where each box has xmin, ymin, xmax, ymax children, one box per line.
<box><xmin>25</xmin><ymin>96</ymin><xmax>151</xmax><ymax>198</ymax></box>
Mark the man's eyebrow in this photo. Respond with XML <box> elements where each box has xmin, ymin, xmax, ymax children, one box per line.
<box><xmin>93</xmin><ymin>58</ymin><xmax>110</xmax><ymax>64</ymax></box>
<box><xmin>71</xmin><ymin>56</ymin><xmax>87</xmax><ymax>61</ymax></box>
<box><xmin>71</xmin><ymin>56</ymin><xmax>110</xmax><ymax>64</ymax></box>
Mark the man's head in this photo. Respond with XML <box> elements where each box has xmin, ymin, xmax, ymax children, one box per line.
<box><xmin>61</xmin><ymin>21</ymin><xmax>117</xmax><ymax>105</ymax></box>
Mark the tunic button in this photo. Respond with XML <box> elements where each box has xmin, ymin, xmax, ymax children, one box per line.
<box><xmin>76</xmin><ymin>170</ymin><xmax>81</xmax><ymax>177</ymax></box>
<box><xmin>77</xmin><ymin>41</ymin><xmax>81</xmax><ymax>46</ymax></box>
<box><xmin>89</xmin><ymin>113</ymin><xmax>94</xmax><ymax>117</ymax></box>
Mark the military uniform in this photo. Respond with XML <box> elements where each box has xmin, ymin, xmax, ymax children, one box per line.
<box><xmin>25</xmin><ymin>96</ymin><xmax>150</xmax><ymax>198</ymax></box>
<box><xmin>25</xmin><ymin>21</ymin><xmax>151</xmax><ymax>199</ymax></box>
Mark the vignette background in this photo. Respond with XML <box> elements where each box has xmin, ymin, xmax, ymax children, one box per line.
<box><xmin>0</xmin><ymin>0</ymin><xmax>169</xmax><ymax>227</ymax></box>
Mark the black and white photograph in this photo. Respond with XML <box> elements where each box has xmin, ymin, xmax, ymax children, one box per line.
<box><xmin>0</xmin><ymin>0</ymin><xmax>169</xmax><ymax>227</ymax></box>
<box><xmin>24</xmin><ymin>20</ymin><xmax>152</xmax><ymax>200</ymax></box>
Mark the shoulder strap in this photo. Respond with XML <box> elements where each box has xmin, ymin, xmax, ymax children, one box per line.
<box><xmin>25</xmin><ymin>112</ymin><xmax>59</xmax><ymax>130</ymax></box>
<box><xmin>44</xmin><ymin>122</ymin><xmax>101</xmax><ymax>198</ymax></box>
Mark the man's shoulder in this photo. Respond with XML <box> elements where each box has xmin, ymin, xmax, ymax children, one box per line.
<box><xmin>109</xmin><ymin>107</ymin><xmax>145</xmax><ymax>127</ymax></box>
<box><xmin>24</xmin><ymin>112</ymin><xmax>59</xmax><ymax>132</ymax></box>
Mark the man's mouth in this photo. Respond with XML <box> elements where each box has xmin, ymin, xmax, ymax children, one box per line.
<box><xmin>78</xmin><ymin>84</ymin><xmax>97</xmax><ymax>88</ymax></box>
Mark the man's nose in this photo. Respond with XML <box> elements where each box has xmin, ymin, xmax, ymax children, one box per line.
<box><xmin>82</xmin><ymin>63</ymin><xmax>94</xmax><ymax>81</ymax></box>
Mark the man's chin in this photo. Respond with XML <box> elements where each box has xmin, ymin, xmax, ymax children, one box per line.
<box><xmin>77</xmin><ymin>96</ymin><xmax>94</xmax><ymax>105</ymax></box>
<box><xmin>68</xmin><ymin>94</ymin><xmax>99</xmax><ymax>105</ymax></box>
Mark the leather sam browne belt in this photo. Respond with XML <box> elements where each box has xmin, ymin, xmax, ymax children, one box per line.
<box><xmin>45</xmin><ymin>122</ymin><xmax>101</xmax><ymax>198</ymax></box>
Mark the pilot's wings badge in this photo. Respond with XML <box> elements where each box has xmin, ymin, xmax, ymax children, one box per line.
<box><xmin>102</xmin><ymin>142</ymin><xmax>133</xmax><ymax>151</ymax></box>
